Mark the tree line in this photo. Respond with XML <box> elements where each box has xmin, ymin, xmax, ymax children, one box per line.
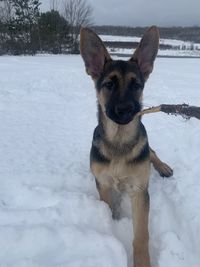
<box><xmin>1</xmin><ymin>1</ymin><xmax>199</xmax><ymax>56</ymax></box>
<box><xmin>0</xmin><ymin>0</ymin><xmax>93</xmax><ymax>55</ymax></box>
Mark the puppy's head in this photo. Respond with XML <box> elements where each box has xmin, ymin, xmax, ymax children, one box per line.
<box><xmin>80</xmin><ymin>27</ymin><xmax>159</xmax><ymax>125</ymax></box>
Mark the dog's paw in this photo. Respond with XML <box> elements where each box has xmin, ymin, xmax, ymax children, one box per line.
<box><xmin>158</xmin><ymin>162</ymin><xmax>173</xmax><ymax>178</ymax></box>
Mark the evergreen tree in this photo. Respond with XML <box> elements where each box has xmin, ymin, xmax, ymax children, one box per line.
<box><xmin>11</xmin><ymin>0</ymin><xmax>41</xmax><ymax>54</ymax></box>
<box><xmin>38</xmin><ymin>10</ymin><xmax>70</xmax><ymax>54</ymax></box>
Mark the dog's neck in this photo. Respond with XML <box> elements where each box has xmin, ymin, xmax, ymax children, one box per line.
<box><xmin>98</xmin><ymin>105</ymin><xmax>140</xmax><ymax>147</ymax></box>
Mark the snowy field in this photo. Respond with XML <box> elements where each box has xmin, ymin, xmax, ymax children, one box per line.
<box><xmin>108</xmin><ymin>47</ymin><xmax>200</xmax><ymax>58</ymax></box>
<box><xmin>99</xmin><ymin>34</ymin><xmax>200</xmax><ymax>48</ymax></box>
<box><xmin>0</xmin><ymin>55</ymin><xmax>200</xmax><ymax>267</ymax></box>
<box><xmin>99</xmin><ymin>35</ymin><xmax>200</xmax><ymax>57</ymax></box>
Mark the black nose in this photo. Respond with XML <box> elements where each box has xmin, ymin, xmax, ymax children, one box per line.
<box><xmin>115</xmin><ymin>103</ymin><xmax>134</xmax><ymax>117</ymax></box>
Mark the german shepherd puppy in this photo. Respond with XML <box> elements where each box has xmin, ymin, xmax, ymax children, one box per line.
<box><xmin>80</xmin><ymin>26</ymin><xmax>173</xmax><ymax>267</ymax></box>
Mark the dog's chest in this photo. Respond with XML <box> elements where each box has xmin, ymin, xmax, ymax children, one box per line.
<box><xmin>90</xmin><ymin>123</ymin><xmax>150</xmax><ymax>191</ymax></box>
<box><xmin>91</xmin><ymin>152</ymin><xmax>149</xmax><ymax>192</ymax></box>
<box><xmin>91</xmin><ymin>157</ymin><xmax>130</xmax><ymax>189</ymax></box>
<box><xmin>108</xmin><ymin>157</ymin><xmax>129</xmax><ymax>178</ymax></box>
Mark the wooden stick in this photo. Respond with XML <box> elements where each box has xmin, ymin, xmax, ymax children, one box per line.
<box><xmin>137</xmin><ymin>104</ymin><xmax>200</xmax><ymax>120</ymax></box>
<box><xmin>138</xmin><ymin>106</ymin><xmax>161</xmax><ymax>116</ymax></box>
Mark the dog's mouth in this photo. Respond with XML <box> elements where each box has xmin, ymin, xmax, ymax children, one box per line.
<box><xmin>106</xmin><ymin>105</ymin><xmax>141</xmax><ymax>125</ymax></box>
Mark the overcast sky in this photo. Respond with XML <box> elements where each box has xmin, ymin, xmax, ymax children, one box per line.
<box><xmin>41</xmin><ymin>0</ymin><xmax>200</xmax><ymax>27</ymax></box>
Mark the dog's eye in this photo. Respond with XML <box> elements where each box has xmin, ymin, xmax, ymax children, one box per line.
<box><xmin>129</xmin><ymin>79</ymin><xmax>142</xmax><ymax>91</ymax></box>
<box><xmin>103</xmin><ymin>81</ymin><xmax>114</xmax><ymax>90</ymax></box>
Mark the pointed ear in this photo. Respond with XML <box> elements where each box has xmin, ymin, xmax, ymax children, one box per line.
<box><xmin>80</xmin><ymin>27</ymin><xmax>111</xmax><ymax>79</ymax></box>
<box><xmin>130</xmin><ymin>26</ymin><xmax>159</xmax><ymax>81</ymax></box>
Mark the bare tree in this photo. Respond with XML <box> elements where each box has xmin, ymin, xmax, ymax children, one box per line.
<box><xmin>62</xmin><ymin>0</ymin><xmax>93</xmax><ymax>53</ymax></box>
<box><xmin>50</xmin><ymin>0</ymin><xmax>61</xmax><ymax>11</ymax></box>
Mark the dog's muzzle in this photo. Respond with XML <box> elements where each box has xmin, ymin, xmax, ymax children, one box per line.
<box><xmin>106</xmin><ymin>102</ymin><xmax>141</xmax><ymax>125</ymax></box>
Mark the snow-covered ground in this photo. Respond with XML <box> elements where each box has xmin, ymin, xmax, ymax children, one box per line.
<box><xmin>0</xmin><ymin>55</ymin><xmax>200</xmax><ymax>267</ymax></box>
<box><xmin>108</xmin><ymin>47</ymin><xmax>200</xmax><ymax>58</ymax></box>
<box><xmin>99</xmin><ymin>34</ymin><xmax>200</xmax><ymax>49</ymax></box>
<box><xmin>99</xmin><ymin>35</ymin><xmax>200</xmax><ymax>57</ymax></box>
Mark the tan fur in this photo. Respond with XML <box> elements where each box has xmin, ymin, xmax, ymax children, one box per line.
<box><xmin>150</xmin><ymin>148</ymin><xmax>173</xmax><ymax>177</ymax></box>
<box><xmin>91</xmin><ymin>158</ymin><xmax>150</xmax><ymax>192</ymax></box>
<box><xmin>131</xmin><ymin>189</ymin><xmax>150</xmax><ymax>267</ymax></box>
<box><xmin>99</xmin><ymin>112</ymin><xmax>140</xmax><ymax>146</ymax></box>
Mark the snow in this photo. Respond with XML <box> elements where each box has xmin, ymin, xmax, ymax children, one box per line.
<box><xmin>108</xmin><ymin>47</ymin><xmax>200</xmax><ymax>58</ymax></box>
<box><xmin>0</xmin><ymin>55</ymin><xmax>200</xmax><ymax>267</ymax></box>
<box><xmin>99</xmin><ymin>34</ymin><xmax>200</xmax><ymax>49</ymax></box>
<box><xmin>99</xmin><ymin>35</ymin><xmax>200</xmax><ymax>57</ymax></box>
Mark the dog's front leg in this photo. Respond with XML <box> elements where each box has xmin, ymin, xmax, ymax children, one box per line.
<box><xmin>130</xmin><ymin>188</ymin><xmax>151</xmax><ymax>267</ymax></box>
<box><xmin>95</xmin><ymin>179</ymin><xmax>113</xmax><ymax>211</ymax></box>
